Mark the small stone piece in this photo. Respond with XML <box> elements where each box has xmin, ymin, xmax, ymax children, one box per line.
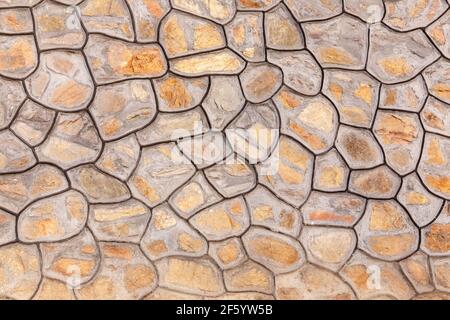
<box><xmin>423</xmin><ymin>58</ymin><xmax>450</xmax><ymax>104</ymax></box>
<box><xmin>0</xmin><ymin>209</ymin><xmax>15</xmax><ymax>245</ymax></box>
<box><xmin>224</xmin><ymin>260</ymin><xmax>274</xmax><ymax>294</ymax></box>
<box><xmin>421</xmin><ymin>203</ymin><xmax>450</xmax><ymax>256</ymax></box>
<box><xmin>0</xmin><ymin>8</ymin><xmax>33</xmax><ymax>34</ymax></box>
<box><xmin>0</xmin><ymin>130</ymin><xmax>36</xmax><ymax>173</ymax></box>
<box><xmin>265</xmin><ymin>4</ymin><xmax>304</xmax><ymax>50</ymax></box>
<box><xmin>314</xmin><ymin>149</ymin><xmax>349</xmax><ymax>192</ymax></box>
<box><xmin>0</xmin><ymin>35</ymin><xmax>37</xmax><ymax>79</ymax></box>
<box><xmin>431</xmin><ymin>257</ymin><xmax>450</xmax><ymax>293</ymax></box>
<box><xmin>400</xmin><ymin>251</ymin><xmax>434</xmax><ymax>294</ymax></box>
<box><xmin>379</xmin><ymin>75</ymin><xmax>428</xmax><ymax>112</ymax></box>
<box><xmin>0</xmin><ymin>77</ymin><xmax>26</xmax><ymax>130</ymax></box>
<box><xmin>285</xmin><ymin>0</ymin><xmax>342</xmax><ymax>22</ymax></box>
<box><xmin>349</xmin><ymin>166</ymin><xmax>401</xmax><ymax>199</ymax></box>
<box><xmin>427</xmin><ymin>10</ymin><xmax>450</xmax><ymax>59</ymax></box>
<box><xmin>171</xmin><ymin>0</ymin><xmax>236</xmax><ymax>24</ymax></box>
<box><xmin>421</xmin><ymin>96</ymin><xmax>450</xmax><ymax>137</ymax></box>
<box><xmin>239</xmin><ymin>64</ymin><xmax>282</xmax><ymax>103</ymax></box>
<box><xmin>208</xmin><ymin>237</ymin><xmax>246</xmax><ymax>269</ymax></box>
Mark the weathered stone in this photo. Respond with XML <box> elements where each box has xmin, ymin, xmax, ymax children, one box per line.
<box><xmin>36</xmin><ymin>112</ymin><xmax>102</xmax><ymax>169</ymax></box>
<box><xmin>301</xmin><ymin>191</ymin><xmax>366</xmax><ymax>228</ymax></box>
<box><xmin>224</xmin><ymin>260</ymin><xmax>274</xmax><ymax>294</ymax></box>
<box><xmin>384</xmin><ymin>0</ymin><xmax>448</xmax><ymax>31</ymax></box>
<box><xmin>89</xmin><ymin>199</ymin><xmax>151</xmax><ymax>243</ymax></box>
<box><xmin>126</xmin><ymin>0</ymin><xmax>170</xmax><ymax>42</ymax></box>
<box><xmin>84</xmin><ymin>34</ymin><xmax>167</xmax><ymax>84</ymax></box>
<box><xmin>154</xmin><ymin>73</ymin><xmax>209</xmax><ymax>112</ymax></box>
<box><xmin>356</xmin><ymin>200</ymin><xmax>419</xmax><ymax>261</ymax></box>
<box><xmin>0</xmin><ymin>0</ymin><xmax>40</xmax><ymax>7</ymax></box>
<box><xmin>155</xmin><ymin>257</ymin><xmax>225</xmax><ymax>296</ymax></box>
<box><xmin>367</xmin><ymin>25</ymin><xmax>439</xmax><ymax>83</ymax></box>
<box><xmin>0</xmin><ymin>35</ymin><xmax>37</xmax><ymax>79</ymax></box>
<box><xmin>0</xmin><ymin>8</ymin><xmax>33</xmax><ymax>34</ymax></box>
<box><xmin>160</xmin><ymin>11</ymin><xmax>225</xmax><ymax>58</ymax></box>
<box><xmin>0</xmin><ymin>77</ymin><xmax>26</xmax><ymax>130</ymax></box>
<box><xmin>400</xmin><ymin>251</ymin><xmax>434</xmax><ymax>294</ymax></box>
<box><xmin>40</xmin><ymin>229</ymin><xmax>99</xmax><ymax>286</ymax></box>
<box><xmin>239</xmin><ymin>64</ymin><xmax>282</xmax><ymax>103</ymax></box>
<box><xmin>257</xmin><ymin>135</ymin><xmax>314</xmax><ymax>207</ymax></box>
<box><xmin>18</xmin><ymin>190</ymin><xmax>88</xmax><ymax>243</ymax></box>
<box><xmin>225</xmin><ymin>12</ymin><xmax>265</xmax><ymax>62</ymax></box>
<box><xmin>285</xmin><ymin>0</ymin><xmax>342</xmax><ymax>22</ymax></box>
<box><xmin>207</xmin><ymin>292</ymin><xmax>274</xmax><ymax>300</ymax></box>
<box><xmin>140</xmin><ymin>203</ymin><xmax>207</xmax><ymax>259</ymax></box>
<box><xmin>265</xmin><ymin>4</ymin><xmax>304</xmax><ymax>50</ymax></box>
<box><xmin>427</xmin><ymin>10</ymin><xmax>450</xmax><ymax>59</ymax></box>
<box><xmin>34</xmin><ymin>1</ymin><xmax>85</xmax><ymax>50</ymax></box>
<box><xmin>414</xmin><ymin>292</ymin><xmax>450</xmax><ymax>300</ymax></box>
<box><xmin>336</xmin><ymin>125</ymin><xmax>384</xmax><ymax>169</ymax></box>
<box><xmin>0</xmin><ymin>243</ymin><xmax>40</xmax><ymax>300</ymax></box>
<box><xmin>144</xmin><ymin>287</ymin><xmax>203</xmax><ymax>300</ymax></box>
<box><xmin>129</xmin><ymin>143</ymin><xmax>196</xmax><ymax>207</ymax></box>
<box><xmin>190</xmin><ymin>197</ymin><xmax>250</xmax><ymax>241</ymax></box>
<box><xmin>171</xmin><ymin>0</ymin><xmax>236</xmax><ymax>24</ymax></box>
<box><xmin>431</xmin><ymin>257</ymin><xmax>450</xmax><ymax>293</ymax></box>
<box><xmin>300</xmin><ymin>226</ymin><xmax>356</xmax><ymax>271</ymax></box>
<box><xmin>33</xmin><ymin>278</ymin><xmax>76</xmax><ymax>300</ymax></box>
<box><xmin>208</xmin><ymin>237</ymin><xmax>246</xmax><ymax>269</ymax></box>
<box><xmin>323</xmin><ymin>70</ymin><xmax>380</xmax><ymax>128</ymax></box>
<box><xmin>421</xmin><ymin>96</ymin><xmax>450</xmax><ymax>137</ymax></box>
<box><xmin>237</xmin><ymin>0</ymin><xmax>281</xmax><ymax>11</ymax></box>
<box><xmin>77</xmin><ymin>243</ymin><xmax>157</xmax><ymax>300</ymax></box>
<box><xmin>273</xmin><ymin>88</ymin><xmax>338</xmax><ymax>154</ymax></box>
<box><xmin>344</xmin><ymin>0</ymin><xmax>384</xmax><ymax>23</ymax></box>
<box><xmin>349</xmin><ymin>166</ymin><xmax>401</xmax><ymax>199</ymax></box>
<box><xmin>96</xmin><ymin>135</ymin><xmax>140</xmax><ymax>181</ymax></box>
<box><xmin>0</xmin><ymin>130</ymin><xmax>36</xmax><ymax>173</ymax></box>
<box><xmin>68</xmin><ymin>165</ymin><xmax>130</xmax><ymax>204</ymax></box>
<box><xmin>421</xmin><ymin>203</ymin><xmax>450</xmax><ymax>256</ymax></box>
<box><xmin>0</xmin><ymin>209</ymin><xmax>15</xmax><ymax>245</ymax></box>
<box><xmin>423</xmin><ymin>58</ymin><xmax>450</xmax><ymax>104</ymax></box>
<box><xmin>80</xmin><ymin>0</ymin><xmax>134</xmax><ymax>41</ymax></box>
<box><xmin>276</xmin><ymin>263</ymin><xmax>355</xmax><ymax>300</ymax></box>
<box><xmin>90</xmin><ymin>80</ymin><xmax>156</xmax><ymax>141</ymax></box>
<box><xmin>379</xmin><ymin>75</ymin><xmax>428</xmax><ymax>112</ymax></box>
<box><xmin>11</xmin><ymin>100</ymin><xmax>55</xmax><ymax>147</ymax></box>
<box><xmin>242</xmin><ymin>227</ymin><xmax>305</xmax><ymax>274</ymax></box>
<box><xmin>314</xmin><ymin>149</ymin><xmax>349</xmax><ymax>192</ymax></box>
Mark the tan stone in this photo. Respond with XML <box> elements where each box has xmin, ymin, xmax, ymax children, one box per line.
<box><xmin>224</xmin><ymin>261</ymin><xmax>274</xmax><ymax>294</ymax></box>
<box><xmin>0</xmin><ymin>35</ymin><xmax>37</xmax><ymax>78</ymax></box>
<box><xmin>33</xmin><ymin>278</ymin><xmax>75</xmax><ymax>300</ymax></box>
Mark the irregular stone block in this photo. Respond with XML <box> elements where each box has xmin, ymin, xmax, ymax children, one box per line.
<box><xmin>208</xmin><ymin>237</ymin><xmax>246</xmax><ymax>270</ymax></box>
<box><xmin>126</xmin><ymin>0</ymin><xmax>170</xmax><ymax>42</ymax></box>
<box><xmin>0</xmin><ymin>35</ymin><xmax>37</xmax><ymax>79</ymax></box>
<box><xmin>224</xmin><ymin>260</ymin><xmax>274</xmax><ymax>294</ymax></box>
<box><xmin>239</xmin><ymin>63</ymin><xmax>282</xmax><ymax>103</ymax></box>
<box><xmin>0</xmin><ymin>130</ymin><xmax>36</xmax><ymax>173</ymax></box>
<box><xmin>379</xmin><ymin>75</ymin><xmax>428</xmax><ymax>112</ymax></box>
<box><xmin>0</xmin><ymin>77</ymin><xmax>26</xmax><ymax>130</ymax></box>
<box><xmin>349</xmin><ymin>166</ymin><xmax>401</xmax><ymax>199</ymax></box>
<box><xmin>314</xmin><ymin>149</ymin><xmax>349</xmax><ymax>192</ymax></box>
<box><xmin>0</xmin><ymin>8</ymin><xmax>33</xmax><ymax>34</ymax></box>
<box><xmin>171</xmin><ymin>0</ymin><xmax>236</xmax><ymax>24</ymax></box>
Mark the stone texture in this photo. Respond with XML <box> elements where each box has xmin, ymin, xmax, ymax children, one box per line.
<box><xmin>285</xmin><ymin>0</ymin><xmax>342</xmax><ymax>22</ymax></box>
<box><xmin>0</xmin><ymin>35</ymin><xmax>37</xmax><ymax>79</ymax></box>
<box><xmin>224</xmin><ymin>260</ymin><xmax>274</xmax><ymax>294</ymax></box>
<box><xmin>265</xmin><ymin>4</ymin><xmax>304</xmax><ymax>50</ymax></box>
<box><xmin>421</xmin><ymin>202</ymin><xmax>450</xmax><ymax>256</ymax></box>
<box><xmin>400</xmin><ymin>251</ymin><xmax>434</xmax><ymax>293</ymax></box>
<box><xmin>431</xmin><ymin>256</ymin><xmax>450</xmax><ymax>293</ymax></box>
<box><xmin>0</xmin><ymin>8</ymin><xmax>33</xmax><ymax>34</ymax></box>
<box><xmin>421</xmin><ymin>96</ymin><xmax>450</xmax><ymax>137</ymax></box>
<box><xmin>171</xmin><ymin>0</ymin><xmax>235</xmax><ymax>24</ymax></box>
<box><xmin>0</xmin><ymin>209</ymin><xmax>15</xmax><ymax>245</ymax></box>
<box><xmin>208</xmin><ymin>237</ymin><xmax>246</xmax><ymax>270</ymax></box>
<box><xmin>349</xmin><ymin>166</ymin><xmax>401</xmax><ymax>199</ymax></box>
<box><xmin>423</xmin><ymin>58</ymin><xmax>450</xmax><ymax>104</ymax></box>
<box><xmin>427</xmin><ymin>10</ymin><xmax>450</xmax><ymax>59</ymax></box>
<box><xmin>0</xmin><ymin>130</ymin><xmax>36</xmax><ymax>173</ymax></box>
<box><xmin>0</xmin><ymin>77</ymin><xmax>26</xmax><ymax>130</ymax></box>
<box><xmin>314</xmin><ymin>149</ymin><xmax>349</xmax><ymax>192</ymax></box>
<box><xmin>379</xmin><ymin>75</ymin><xmax>428</xmax><ymax>112</ymax></box>
<box><xmin>239</xmin><ymin>64</ymin><xmax>282</xmax><ymax>103</ymax></box>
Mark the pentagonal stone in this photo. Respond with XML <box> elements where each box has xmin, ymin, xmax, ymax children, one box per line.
<box><xmin>356</xmin><ymin>200</ymin><xmax>419</xmax><ymax>261</ymax></box>
<box><xmin>68</xmin><ymin>165</ymin><xmax>130</xmax><ymax>204</ymax></box>
<box><xmin>204</xmin><ymin>154</ymin><xmax>256</xmax><ymax>198</ymax></box>
<box><xmin>400</xmin><ymin>251</ymin><xmax>434</xmax><ymax>294</ymax></box>
<box><xmin>129</xmin><ymin>143</ymin><xmax>196</xmax><ymax>207</ymax></box>
<box><xmin>34</xmin><ymin>1</ymin><xmax>85</xmax><ymax>50</ymax></box>
<box><xmin>208</xmin><ymin>237</ymin><xmax>246</xmax><ymax>270</ymax></box>
<box><xmin>25</xmin><ymin>51</ymin><xmax>94</xmax><ymax>111</ymax></box>
<box><xmin>226</xmin><ymin>101</ymin><xmax>280</xmax><ymax>163</ymax></box>
<box><xmin>170</xmin><ymin>49</ymin><xmax>245</xmax><ymax>76</ymax></box>
<box><xmin>160</xmin><ymin>11</ymin><xmax>225</xmax><ymax>58</ymax></box>
<box><xmin>89</xmin><ymin>199</ymin><xmax>151</xmax><ymax>243</ymax></box>
<box><xmin>0</xmin><ymin>35</ymin><xmax>37</xmax><ymax>79</ymax></box>
<box><xmin>0</xmin><ymin>77</ymin><xmax>26</xmax><ymax>130</ymax></box>
<box><xmin>0</xmin><ymin>8</ymin><xmax>33</xmax><ymax>34</ymax></box>
<box><xmin>80</xmin><ymin>0</ymin><xmax>134</xmax><ymax>41</ymax></box>
<box><xmin>350</xmin><ymin>166</ymin><xmax>401</xmax><ymax>199</ymax></box>
<box><xmin>323</xmin><ymin>70</ymin><xmax>380</xmax><ymax>128</ymax></box>
<box><xmin>177</xmin><ymin>131</ymin><xmax>233</xmax><ymax>169</ymax></box>
<box><xmin>301</xmin><ymin>191</ymin><xmax>366</xmax><ymax>228</ymax></box>
<box><xmin>267</xmin><ymin>50</ymin><xmax>321</xmax><ymax>96</ymax></box>
<box><xmin>153</xmin><ymin>73</ymin><xmax>209</xmax><ymax>112</ymax></box>
<box><xmin>77</xmin><ymin>243</ymin><xmax>157</xmax><ymax>300</ymax></box>
<box><xmin>239</xmin><ymin>63</ymin><xmax>282</xmax><ymax>103</ymax></box>
<box><xmin>0</xmin><ymin>130</ymin><xmax>36</xmax><ymax>173</ymax></box>
<box><xmin>202</xmin><ymin>76</ymin><xmax>246</xmax><ymax>130</ymax></box>
<box><xmin>300</xmin><ymin>226</ymin><xmax>356</xmax><ymax>272</ymax></box>
<box><xmin>431</xmin><ymin>256</ymin><xmax>450</xmax><ymax>293</ymax></box>
<box><xmin>0</xmin><ymin>0</ymin><xmax>40</xmax><ymax>7</ymax></box>
<box><xmin>265</xmin><ymin>3</ymin><xmax>304</xmax><ymax>50</ymax></box>
<box><xmin>245</xmin><ymin>185</ymin><xmax>302</xmax><ymax>237</ymax></box>
<box><xmin>421</xmin><ymin>96</ymin><xmax>450</xmax><ymax>137</ymax></box>
<box><xmin>33</xmin><ymin>278</ymin><xmax>76</xmax><ymax>300</ymax></box>
<box><xmin>126</xmin><ymin>0</ymin><xmax>170</xmax><ymax>42</ymax></box>
<box><xmin>344</xmin><ymin>0</ymin><xmax>384</xmax><ymax>23</ymax></box>
<box><xmin>383</xmin><ymin>0</ymin><xmax>448</xmax><ymax>31</ymax></box>
<box><xmin>0</xmin><ymin>209</ymin><xmax>15</xmax><ymax>245</ymax></box>
<box><xmin>367</xmin><ymin>25</ymin><xmax>439</xmax><ymax>83</ymax></box>
<box><xmin>155</xmin><ymin>257</ymin><xmax>224</xmax><ymax>297</ymax></box>
<box><xmin>237</xmin><ymin>0</ymin><xmax>281</xmax><ymax>10</ymax></box>
<box><xmin>276</xmin><ymin>263</ymin><xmax>355</xmax><ymax>300</ymax></box>
<box><xmin>423</xmin><ymin>58</ymin><xmax>450</xmax><ymax>104</ymax></box>
<box><xmin>225</xmin><ymin>12</ymin><xmax>265</xmax><ymax>62</ymax></box>
<box><xmin>373</xmin><ymin>111</ymin><xmax>424</xmax><ymax>175</ymax></box>
<box><xmin>136</xmin><ymin>107</ymin><xmax>209</xmax><ymax>146</ymax></box>
<box><xmin>90</xmin><ymin>80</ymin><xmax>156</xmax><ymax>141</ymax></box>
<box><xmin>40</xmin><ymin>229</ymin><xmax>99</xmax><ymax>286</ymax></box>
<box><xmin>171</xmin><ymin>0</ymin><xmax>235</xmax><ymax>24</ymax></box>
<box><xmin>140</xmin><ymin>203</ymin><xmax>207</xmax><ymax>260</ymax></box>
<box><xmin>0</xmin><ymin>164</ymin><xmax>68</xmax><ymax>214</ymax></box>
<box><xmin>427</xmin><ymin>10</ymin><xmax>450</xmax><ymax>59</ymax></box>
<box><xmin>379</xmin><ymin>75</ymin><xmax>428</xmax><ymax>112</ymax></box>
<box><xmin>169</xmin><ymin>172</ymin><xmax>222</xmax><ymax>219</ymax></box>
<box><xmin>421</xmin><ymin>203</ymin><xmax>450</xmax><ymax>256</ymax></box>
<box><xmin>190</xmin><ymin>197</ymin><xmax>250</xmax><ymax>241</ymax></box>
<box><xmin>257</xmin><ymin>135</ymin><xmax>313</xmax><ymax>207</ymax></box>
<box><xmin>314</xmin><ymin>149</ymin><xmax>349</xmax><ymax>192</ymax></box>
<box><xmin>303</xmin><ymin>15</ymin><xmax>367</xmax><ymax>70</ymax></box>
<box><xmin>36</xmin><ymin>112</ymin><xmax>101</xmax><ymax>170</ymax></box>
<box><xmin>285</xmin><ymin>0</ymin><xmax>342</xmax><ymax>22</ymax></box>
<box><xmin>224</xmin><ymin>260</ymin><xmax>274</xmax><ymax>294</ymax></box>
<box><xmin>11</xmin><ymin>100</ymin><xmax>55</xmax><ymax>147</ymax></box>
<box><xmin>84</xmin><ymin>34</ymin><xmax>167</xmax><ymax>84</ymax></box>
<box><xmin>340</xmin><ymin>250</ymin><xmax>415</xmax><ymax>300</ymax></box>
<box><xmin>242</xmin><ymin>227</ymin><xmax>305</xmax><ymax>274</ymax></box>
<box><xmin>273</xmin><ymin>88</ymin><xmax>338</xmax><ymax>154</ymax></box>
<box><xmin>18</xmin><ymin>190</ymin><xmax>88</xmax><ymax>243</ymax></box>
<box><xmin>418</xmin><ymin>134</ymin><xmax>450</xmax><ymax>199</ymax></box>
<box><xmin>0</xmin><ymin>243</ymin><xmax>40</xmax><ymax>300</ymax></box>
<box><xmin>398</xmin><ymin>173</ymin><xmax>443</xmax><ymax>227</ymax></box>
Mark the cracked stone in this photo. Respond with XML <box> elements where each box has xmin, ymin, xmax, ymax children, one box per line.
<box><xmin>349</xmin><ymin>166</ymin><xmax>401</xmax><ymax>199</ymax></box>
<box><xmin>421</xmin><ymin>96</ymin><xmax>450</xmax><ymax>137</ymax></box>
<box><xmin>314</xmin><ymin>149</ymin><xmax>349</xmax><ymax>192</ymax></box>
<box><xmin>0</xmin><ymin>130</ymin><xmax>36</xmax><ymax>173</ymax></box>
<box><xmin>0</xmin><ymin>35</ymin><xmax>37</xmax><ymax>79</ymax></box>
<box><xmin>379</xmin><ymin>75</ymin><xmax>428</xmax><ymax>112</ymax></box>
<box><xmin>264</xmin><ymin>4</ymin><xmax>304</xmax><ymax>50</ymax></box>
<box><xmin>126</xmin><ymin>0</ymin><xmax>170</xmax><ymax>42</ymax></box>
<box><xmin>224</xmin><ymin>260</ymin><xmax>274</xmax><ymax>294</ymax></box>
<box><xmin>208</xmin><ymin>237</ymin><xmax>246</xmax><ymax>269</ymax></box>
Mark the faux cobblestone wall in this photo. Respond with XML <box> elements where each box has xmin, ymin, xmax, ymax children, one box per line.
<box><xmin>0</xmin><ymin>0</ymin><xmax>449</xmax><ymax>300</ymax></box>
